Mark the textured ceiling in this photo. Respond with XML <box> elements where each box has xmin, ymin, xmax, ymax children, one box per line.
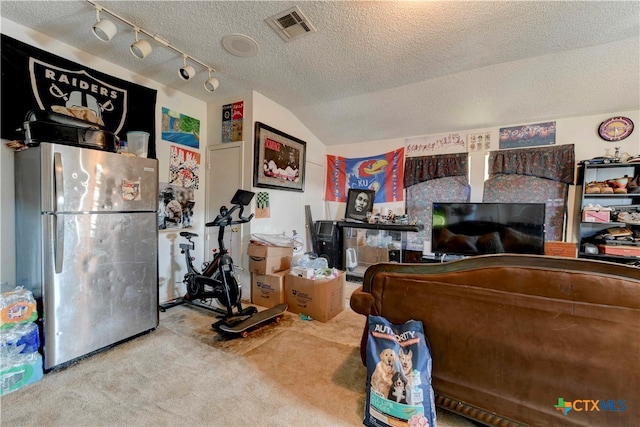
<box><xmin>1</xmin><ymin>1</ymin><xmax>639</xmax><ymax>146</ymax></box>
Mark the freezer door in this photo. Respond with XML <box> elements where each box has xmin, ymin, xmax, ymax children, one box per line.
<box><xmin>42</xmin><ymin>211</ymin><xmax>158</xmax><ymax>370</ymax></box>
<box><xmin>40</xmin><ymin>143</ymin><xmax>158</xmax><ymax>213</ymax></box>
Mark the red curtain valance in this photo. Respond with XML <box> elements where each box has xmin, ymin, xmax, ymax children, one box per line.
<box><xmin>488</xmin><ymin>144</ymin><xmax>575</xmax><ymax>184</ymax></box>
<box><xmin>404</xmin><ymin>153</ymin><xmax>468</xmax><ymax>188</ymax></box>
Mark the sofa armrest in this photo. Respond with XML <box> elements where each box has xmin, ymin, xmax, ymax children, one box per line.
<box><xmin>349</xmin><ymin>286</ymin><xmax>376</xmax><ymax>316</ymax></box>
<box><xmin>349</xmin><ymin>286</ymin><xmax>380</xmax><ymax>366</ymax></box>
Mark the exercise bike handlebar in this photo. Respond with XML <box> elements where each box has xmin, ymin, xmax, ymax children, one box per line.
<box><xmin>230</xmin><ymin>204</ymin><xmax>254</xmax><ymax>225</ymax></box>
<box><xmin>205</xmin><ymin>203</ymin><xmax>253</xmax><ymax>228</ymax></box>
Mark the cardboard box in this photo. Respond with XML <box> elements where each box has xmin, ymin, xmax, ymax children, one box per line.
<box><xmin>284</xmin><ymin>271</ymin><xmax>345</xmax><ymax>322</ymax></box>
<box><xmin>346</xmin><ymin>229</ymin><xmax>366</xmax><ymax>247</ymax></box>
<box><xmin>598</xmin><ymin>245</ymin><xmax>640</xmax><ymax>257</ymax></box>
<box><xmin>582</xmin><ymin>210</ymin><xmax>610</xmax><ymax>223</ymax></box>
<box><xmin>247</xmin><ymin>243</ymin><xmax>293</xmax><ymax>274</ymax></box>
<box><xmin>251</xmin><ymin>270</ymin><xmax>287</xmax><ymax>309</ymax></box>
<box><xmin>357</xmin><ymin>245</ymin><xmax>389</xmax><ymax>265</ymax></box>
<box><xmin>544</xmin><ymin>241</ymin><xmax>577</xmax><ymax>258</ymax></box>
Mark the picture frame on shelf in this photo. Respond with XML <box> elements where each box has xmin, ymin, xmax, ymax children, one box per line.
<box><xmin>253</xmin><ymin>122</ymin><xmax>306</xmax><ymax>192</ymax></box>
<box><xmin>345</xmin><ymin>188</ymin><xmax>375</xmax><ymax>221</ymax></box>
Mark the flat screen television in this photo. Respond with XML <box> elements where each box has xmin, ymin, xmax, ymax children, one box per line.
<box><xmin>432</xmin><ymin>202</ymin><xmax>546</xmax><ymax>256</ymax></box>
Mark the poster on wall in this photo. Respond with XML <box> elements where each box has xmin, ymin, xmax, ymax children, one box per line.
<box><xmin>169</xmin><ymin>145</ymin><xmax>200</xmax><ymax>189</ymax></box>
<box><xmin>467</xmin><ymin>131</ymin><xmax>493</xmax><ymax>152</ymax></box>
<box><xmin>0</xmin><ymin>35</ymin><xmax>157</xmax><ymax>157</ymax></box>
<box><xmin>499</xmin><ymin>121</ymin><xmax>556</xmax><ymax>149</ymax></box>
<box><xmin>158</xmin><ymin>183</ymin><xmax>195</xmax><ymax>231</ymax></box>
<box><xmin>325</xmin><ymin>148</ymin><xmax>404</xmax><ymax>203</ymax></box>
<box><xmin>161</xmin><ymin>107</ymin><xmax>200</xmax><ymax>149</ymax></box>
<box><xmin>221</xmin><ymin>101</ymin><xmax>244</xmax><ymax>142</ymax></box>
<box><xmin>255</xmin><ymin>192</ymin><xmax>271</xmax><ymax>218</ymax></box>
<box><xmin>404</xmin><ymin>133</ymin><xmax>466</xmax><ymax>158</ymax></box>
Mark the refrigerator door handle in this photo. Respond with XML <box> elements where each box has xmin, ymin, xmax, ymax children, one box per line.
<box><xmin>54</xmin><ymin>152</ymin><xmax>64</xmax><ymax>211</ymax></box>
<box><xmin>54</xmin><ymin>214</ymin><xmax>64</xmax><ymax>273</ymax></box>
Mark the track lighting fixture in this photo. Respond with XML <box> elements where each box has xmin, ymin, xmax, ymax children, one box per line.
<box><xmin>178</xmin><ymin>56</ymin><xmax>196</xmax><ymax>80</ymax></box>
<box><xmin>86</xmin><ymin>0</ymin><xmax>220</xmax><ymax>93</ymax></box>
<box><xmin>92</xmin><ymin>7</ymin><xmax>117</xmax><ymax>41</ymax></box>
<box><xmin>130</xmin><ymin>28</ymin><xmax>152</xmax><ymax>59</ymax></box>
<box><xmin>204</xmin><ymin>69</ymin><xmax>220</xmax><ymax>92</ymax></box>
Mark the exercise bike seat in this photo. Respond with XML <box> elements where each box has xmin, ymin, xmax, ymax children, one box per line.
<box><xmin>180</xmin><ymin>231</ymin><xmax>199</xmax><ymax>239</ymax></box>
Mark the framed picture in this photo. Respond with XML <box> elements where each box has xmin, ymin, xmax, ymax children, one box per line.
<box><xmin>253</xmin><ymin>122</ymin><xmax>306</xmax><ymax>192</ymax></box>
<box><xmin>345</xmin><ymin>188</ymin><xmax>375</xmax><ymax>221</ymax></box>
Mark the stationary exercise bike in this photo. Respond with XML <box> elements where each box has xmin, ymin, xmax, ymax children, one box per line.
<box><xmin>161</xmin><ymin>189</ymin><xmax>258</xmax><ymax>324</ymax></box>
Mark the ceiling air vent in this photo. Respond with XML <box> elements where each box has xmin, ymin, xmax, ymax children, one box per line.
<box><xmin>267</xmin><ymin>6</ymin><xmax>316</xmax><ymax>42</ymax></box>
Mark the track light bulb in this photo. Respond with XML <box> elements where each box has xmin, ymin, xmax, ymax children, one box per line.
<box><xmin>130</xmin><ymin>40</ymin><xmax>152</xmax><ymax>59</ymax></box>
<box><xmin>179</xmin><ymin>65</ymin><xmax>195</xmax><ymax>80</ymax></box>
<box><xmin>92</xmin><ymin>8</ymin><xmax>117</xmax><ymax>41</ymax></box>
<box><xmin>130</xmin><ymin>29</ymin><xmax>152</xmax><ymax>59</ymax></box>
<box><xmin>204</xmin><ymin>70</ymin><xmax>219</xmax><ymax>92</ymax></box>
<box><xmin>179</xmin><ymin>56</ymin><xmax>195</xmax><ymax>80</ymax></box>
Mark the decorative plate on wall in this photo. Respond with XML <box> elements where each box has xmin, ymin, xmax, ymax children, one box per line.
<box><xmin>598</xmin><ymin>116</ymin><xmax>634</xmax><ymax>141</ymax></box>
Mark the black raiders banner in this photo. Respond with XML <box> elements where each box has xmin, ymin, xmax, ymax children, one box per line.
<box><xmin>1</xmin><ymin>34</ymin><xmax>157</xmax><ymax>158</ymax></box>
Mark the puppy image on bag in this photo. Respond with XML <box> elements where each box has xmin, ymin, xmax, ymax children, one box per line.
<box><xmin>371</xmin><ymin>348</ymin><xmax>397</xmax><ymax>398</ymax></box>
<box><xmin>387</xmin><ymin>372</ymin><xmax>408</xmax><ymax>404</ymax></box>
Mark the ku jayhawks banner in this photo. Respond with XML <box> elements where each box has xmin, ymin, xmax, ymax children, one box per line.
<box><xmin>325</xmin><ymin>148</ymin><xmax>404</xmax><ymax>203</ymax></box>
<box><xmin>1</xmin><ymin>35</ymin><xmax>157</xmax><ymax>157</ymax></box>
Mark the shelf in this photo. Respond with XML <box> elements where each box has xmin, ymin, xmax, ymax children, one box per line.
<box><xmin>583</xmin><ymin>194</ymin><xmax>640</xmax><ymax>198</ymax></box>
<box><xmin>579</xmin><ymin>252</ymin><xmax>640</xmax><ymax>262</ymax></box>
<box><xmin>579</xmin><ymin>222</ymin><xmax>640</xmax><ymax>228</ymax></box>
<box><xmin>582</xmin><ymin>162</ymin><xmax>639</xmax><ymax>169</ymax></box>
<box><xmin>346</xmin><ymin>265</ymin><xmax>367</xmax><ymax>277</ymax></box>
<box><xmin>337</xmin><ymin>221</ymin><xmax>423</xmax><ymax>232</ymax></box>
<box><xmin>592</xmin><ymin>240</ymin><xmax>640</xmax><ymax>247</ymax></box>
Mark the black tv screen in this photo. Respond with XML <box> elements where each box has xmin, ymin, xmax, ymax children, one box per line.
<box><xmin>432</xmin><ymin>203</ymin><xmax>546</xmax><ymax>256</ymax></box>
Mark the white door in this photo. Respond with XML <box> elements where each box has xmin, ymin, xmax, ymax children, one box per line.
<box><xmin>206</xmin><ymin>142</ymin><xmax>243</xmax><ymax>260</ymax></box>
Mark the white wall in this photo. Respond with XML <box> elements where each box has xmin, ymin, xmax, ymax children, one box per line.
<box><xmin>327</xmin><ymin>111</ymin><xmax>640</xmax><ymax>242</ymax></box>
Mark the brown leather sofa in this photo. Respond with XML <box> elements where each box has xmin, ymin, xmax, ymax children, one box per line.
<box><xmin>350</xmin><ymin>255</ymin><xmax>639</xmax><ymax>427</ymax></box>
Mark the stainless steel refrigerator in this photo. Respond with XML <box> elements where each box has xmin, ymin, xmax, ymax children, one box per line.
<box><xmin>14</xmin><ymin>142</ymin><xmax>159</xmax><ymax>370</ymax></box>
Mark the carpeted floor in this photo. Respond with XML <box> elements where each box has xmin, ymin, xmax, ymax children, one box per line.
<box><xmin>0</xmin><ymin>283</ymin><xmax>475</xmax><ymax>426</ymax></box>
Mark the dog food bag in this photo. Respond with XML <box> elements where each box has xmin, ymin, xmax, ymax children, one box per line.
<box><xmin>364</xmin><ymin>315</ymin><xmax>436</xmax><ymax>427</ymax></box>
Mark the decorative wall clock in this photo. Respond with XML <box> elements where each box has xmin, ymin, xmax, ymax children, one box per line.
<box><xmin>598</xmin><ymin>117</ymin><xmax>634</xmax><ymax>141</ymax></box>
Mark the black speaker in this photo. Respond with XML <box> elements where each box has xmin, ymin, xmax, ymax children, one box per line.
<box><xmin>314</xmin><ymin>220</ymin><xmax>343</xmax><ymax>270</ymax></box>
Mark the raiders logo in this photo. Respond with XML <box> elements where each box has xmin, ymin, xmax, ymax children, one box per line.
<box><xmin>29</xmin><ymin>58</ymin><xmax>127</xmax><ymax>134</ymax></box>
